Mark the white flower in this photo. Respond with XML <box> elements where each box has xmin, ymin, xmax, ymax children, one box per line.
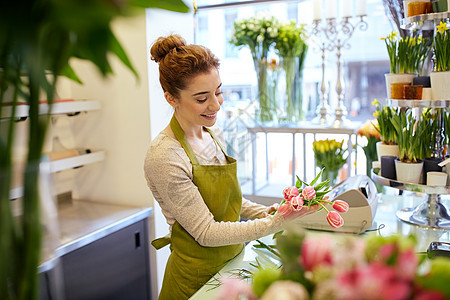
<box><xmin>257</xmin><ymin>34</ymin><xmax>264</xmax><ymax>43</ymax></box>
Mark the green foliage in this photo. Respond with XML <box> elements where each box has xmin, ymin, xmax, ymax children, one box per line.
<box><xmin>417</xmin><ymin>257</ymin><xmax>450</xmax><ymax>299</ymax></box>
<box><xmin>382</xmin><ymin>31</ymin><xmax>431</xmax><ymax>74</ymax></box>
<box><xmin>434</xmin><ymin>21</ymin><xmax>450</xmax><ymax>72</ymax></box>
<box><xmin>372</xmin><ymin>99</ymin><xmax>398</xmax><ymax>144</ymax></box>
<box><xmin>252</xmin><ymin>267</ymin><xmax>281</xmax><ymax>297</ymax></box>
<box><xmin>274</xmin><ymin>21</ymin><xmax>308</xmax><ymax>58</ymax></box>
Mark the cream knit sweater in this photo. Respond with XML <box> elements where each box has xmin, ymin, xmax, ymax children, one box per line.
<box><xmin>144</xmin><ymin>125</ymin><xmax>284</xmax><ymax>247</ymax></box>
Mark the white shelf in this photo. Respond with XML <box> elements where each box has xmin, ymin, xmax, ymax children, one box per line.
<box><xmin>49</xmin><ymin>151</ymin><xmax>105</xmax><ymax>173</ymax></box>
<box><xmin>9</xmin><ymin>151</ymin><xmax>106</xmax><ymax>200</ymax></box>
<box><xmin>386</xmin><ymin>99</ymin><xmax>450</xmax><ymax>108</ymax></box>
<box><xmin>1</xmin><ymin>100</ymin><xmax>101</xmax><ymax>119</ymax></box>
<box><xmin>401</xmin><ymin>11</ymin><xmax>450</xmax><ymax>30</ymax></box>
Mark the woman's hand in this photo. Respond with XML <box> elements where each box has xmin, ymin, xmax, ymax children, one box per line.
<box><xmin>263</xmin><ymin>203</ymin><xmax>280</xmax><ymax>217</ymax></box>
<box><xmin>282</xmin><ymin>204</ymin><xmax>321</xmax><ymax>221</ymax></box>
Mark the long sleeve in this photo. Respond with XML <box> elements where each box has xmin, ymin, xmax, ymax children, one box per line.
<box><xmin>241</xmin><ymin>198</ymin><xmax>270</xmax><ymax>220</ymax></box>
<box><xmin>144</xmin><ymin>131</ymin><xmax>284</xmax><ymax>247</ymax></box>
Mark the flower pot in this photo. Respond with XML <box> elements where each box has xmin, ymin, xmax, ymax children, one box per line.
<box><xmin>395</xmin><ymin>159</ymin><xmax>423</xmax><ymax>184</ymax></box>
<box><xmin>380</xmin><ymin>156</ymin><xmax>397</xmax><ymax>180</ymax></box>
<box><xmin>385</xmin><ymin>73</ymin><xmax>416</xmax><ymax>99</ymax></box>
<box><xmin>430</xmin><ymin>71</ymin><xmax>450</xmax><ymax>100</ymax></box>
<box><xmin>413</xmin><ymin>76</ymin><xmax>431</xmax><ymax>87</ymax></box>
<box><xmin>422</xmin><ymin>157</ymin><xmax>444</xmax><ymax>184</ymax></box>
<box><xmin>432</xmin><ymin>0</ymin><xmax>448</xmax><ymax>12</ymax></box>
<box><xmin>376</xmin><ymin>142</ymin><xmax>399</xmax><ymax>160</ymax></box>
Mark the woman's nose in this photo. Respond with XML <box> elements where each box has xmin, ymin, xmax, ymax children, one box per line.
<box><xmin>209</xmin><ymin>95</ymin><xmax>222</xmax><ymax>110</ymax></box>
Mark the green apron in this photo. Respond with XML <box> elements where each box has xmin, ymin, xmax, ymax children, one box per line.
<box><xmin>153</xmin><ymin>116</ymin><xmax>245</xmax><ymax>300</ymax></box>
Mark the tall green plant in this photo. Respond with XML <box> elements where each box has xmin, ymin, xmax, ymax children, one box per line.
<box><xmin>372</xmin><ymin>99</ymin><xmax>397</xmax><ymax>145</ymax></box>
<box><xmin>0</xmin><ymin>1</ymin><xmax>189</xmax><ymax>299</ymax></box>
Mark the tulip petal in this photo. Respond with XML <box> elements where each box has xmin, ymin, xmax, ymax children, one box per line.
<box><xmin>278</xmin><ymin>203</ymin><xmax>293</xmax><ymax>216</ymax></box>
<box><xmin>327</xmin><ymin>211</ymin><xmax>344</xmax><ymax>228</ymax></box>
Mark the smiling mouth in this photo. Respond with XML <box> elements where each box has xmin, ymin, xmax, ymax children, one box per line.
<box><xmin>201</xmin><ymin>113</ymin><xmax>216</xmax><ymax>118</ymax></box>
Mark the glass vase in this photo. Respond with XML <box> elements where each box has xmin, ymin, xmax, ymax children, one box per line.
<box><xmin>321</xmin><ymin>168</ymin><xmax>340</xmax><ymax>186</ymax></box>
<box><xmin>282</xmin><ymin>56</ymin><xmax>297</xmax><ymax>123</ymax></box>
<box><xmin>253</xmin><ymin>58</ymin><xmax>273</xmax><ymax>123</ymax></box>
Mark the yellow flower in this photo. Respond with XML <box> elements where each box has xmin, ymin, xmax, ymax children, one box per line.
<box><xmin>436</xmin><ymin>21</ymin><xmax>449</xmax><ymax>35</ymax></box>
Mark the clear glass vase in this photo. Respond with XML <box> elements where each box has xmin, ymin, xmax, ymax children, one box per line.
<box><xmin>280</xmin><ymin>57</ymin><xmax>303</xmax><ymax>123</ymax></box>
<box><xmin>321</xmin><ymin>168</ymin><xmax>340</xmax><ymax>186</ymax></box>
<box><xmin>253</xmin><ymin>58</ymin><xmax>274</xmax><ymax>123</ymax></box>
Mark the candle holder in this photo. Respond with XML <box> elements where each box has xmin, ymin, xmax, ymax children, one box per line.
<box><xmin>312</xmin><ymin>15</ymin><xmax>368</xmax><ymax>128</ymax></box>
<box><xmin>312</xmin><ymin>43</ymin><xmax>332</xmax><ymax>125</ymax></box>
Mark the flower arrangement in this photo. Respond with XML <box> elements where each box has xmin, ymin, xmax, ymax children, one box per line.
<box><xmin>434</xmin><ymin>21</ymin><xmax>450</xmax><ymax>72</ymax></box>
<box><xmin>358</xmin><ymin>119</ymin><xmax>381</xmax><ymax>176</ymax></box>
<box><xmin>216</xmin><ymin>227</ymin><xmax>450</xmax><ymax>300</ymax></box>
<box><xmin>274</xmin><ymin>20</ymin><xmax>308</xmax><ymax>122</ymax></box>
<box><xmin>230</xmin><ymin>14</ymin><xmax>280</xmax><ymax>122</ymax></box>
<box><xmin>275</xmin><ymin>169</ymin><xmax>349</xmax><ymax>229</ymax></box>
<box><xmin>312</xmin><ymin>139</ymin><xmax>347</xmax><ymax>185</ymax></box>
<box><xmin>381</xmin><ymin>31</ymin><xmax>431</xmax><ymax>74</ymax></box>
<box><xmin>372</xmin><ymin>99</ymin><xmax>397</xmax><ymax>145</ymax></box>
<box><xmin>391</xmin><ymin>109</ymin><xmax>430</xmax><ymax>163</ymax></box>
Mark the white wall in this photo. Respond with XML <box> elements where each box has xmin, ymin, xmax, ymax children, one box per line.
<box><xmin>145</xmin><ymin>7</ymin><xmax>194</xmax><ymax>297</ymax></box>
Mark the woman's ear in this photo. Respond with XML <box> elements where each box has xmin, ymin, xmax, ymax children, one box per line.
<box><xmin>164</xmin><ymin>92</ymin><xmax>178</xmax><ymax>108</ymax></box>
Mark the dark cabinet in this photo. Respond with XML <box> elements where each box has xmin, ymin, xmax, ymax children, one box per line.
<box><xmin>61</xmin><ymin>219</ymin><xmax>151</xmax><ymax>300</ymax></box>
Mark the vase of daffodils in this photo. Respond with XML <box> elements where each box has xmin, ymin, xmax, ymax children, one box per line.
<box><xmin>231</xmin><ymin>15</ymin><xmax>280</xmax><ymax>122</ymax></box>
<box><xmin>431</xmin><ymin>21</ymin><xmax>450</xmax><ymax>100</ymax></box>
<box><xmin>358</xmin><ymin>119</ymin><xmax>381</xmax><ymax>177</ymax></box>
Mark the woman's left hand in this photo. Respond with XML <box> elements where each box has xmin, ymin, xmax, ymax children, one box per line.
<box><xmin>264</xmin><ymin>203</ymin><xmax>280</xmax><ymax>217</ymax></box>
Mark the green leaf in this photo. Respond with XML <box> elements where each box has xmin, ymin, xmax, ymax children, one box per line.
<box><xmin>296</xmin><ymin>175</ymin><xmax>307</xmax><ymax>188</ymax></box>
<box><xmin>130</xmin><ymin>0</ymin><xmax>190</xmax><ymax>13</ymax></box>
<box><xmin>109</xmin><ymin>32</ymin><xmax>138</xmax><ymax>78</ymax></box>
<box><xmin>314</xmin><ymin>180</ymin><xmax>330</xmax><ymax>191</ymax></box>
<box><xmin>60</xmin><ymin>64</ymin><xmax>83</xmax><ymax>84</ymax></box>
<box><xmin>310</xmin><ymin>168</ymin><xmax>324</xmax><ymax>186</ymax></box>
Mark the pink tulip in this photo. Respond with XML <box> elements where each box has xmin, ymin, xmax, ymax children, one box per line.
<box><xmin>300</xmin><ymin>235</ymin><xmax>333</xmax><ymax>271</ymax></box>
<box><xmin>301</xmin><ymin>186</ymin><xmax>316</xmax><ymax>200</ymax></box>
<box><xmin>290</xmin><ymin>196</ymin><xmax>304</xmax><ymax>211</ymax></box>
<box><xmin>283</xmin><ymin>186</ymin><xmax>299</xmax><ymax>201</ymax></box>
<box><xmin>216</xmin><ymin>277</ymin><xmax>257</xmax><ymax>300</ymax></box>
<box><xmin>278</xmin><ymin>203</ymin><xmax>292</xmax><ymax>216</ymax></box>
<box><xmin>327</xmin><ymin>211</ymin><xmax>344</xmax><ymax>228</ymax></box>
<box><xmin>332</xmin><ymin>200</ymin><xmax>349</xmax><ymax>213</ymax></box>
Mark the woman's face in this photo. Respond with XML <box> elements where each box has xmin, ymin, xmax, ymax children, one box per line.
<box><xmin>171</xmin><ymin>68</ymin><xmax>223</xmax><ymax>131</ymax></box>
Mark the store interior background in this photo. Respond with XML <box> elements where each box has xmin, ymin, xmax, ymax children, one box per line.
<box><xmin>54</xmin><ymin>0</ymin><xmax>395</xmax><ymax>296</ymax></box>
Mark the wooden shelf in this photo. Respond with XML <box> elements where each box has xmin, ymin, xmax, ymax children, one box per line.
<box><xmin>401</xmin><ymin>11</ymin><xmax>450</xmax><ymax>30</ymax></box>
<box><xmin>1</xmin><ymin>100</ymin><xmax>101</xmax><ymax>119</ymax></box>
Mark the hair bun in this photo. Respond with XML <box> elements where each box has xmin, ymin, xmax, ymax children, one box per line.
<box><xmin>150</xmin><ymin>34</ymin><xmax>187</xmax><ymax>63</ymax></box>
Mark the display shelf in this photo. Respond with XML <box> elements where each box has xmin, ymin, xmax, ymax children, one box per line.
<box><xmin>401</xmin><ymin>11</ymin><xmax>450</xmax><ymax>30</ymax></box>
<box><xmin>48</xmin><ymin>150</ymin><xmax>105</xmax><ymax>173</ymax></box>
<box><xmin>1</xmin><ymin>99</ymin><xmax>101</xmax><ymax>119</ymax></box>
<box><xmin>372</xmin><ymin>171</ymin><xmax>450</xmax><ymax>229</ymax></box>
<box><xmin>386</xmin><ymin>99</ymin><xmax>450</xmax><ymax>108</ymax></box>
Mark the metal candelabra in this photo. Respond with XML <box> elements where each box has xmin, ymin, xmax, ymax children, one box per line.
<box><xmin>312</xmin><ymin>15</ymin><xmax>368</xmax><ymax>128</ymax></box>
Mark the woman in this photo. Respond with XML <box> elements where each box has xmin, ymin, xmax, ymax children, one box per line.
<box><xmin>144</xmin><ymin>34</ymin><xmax>319</xmax><ymax>299</ymax></box>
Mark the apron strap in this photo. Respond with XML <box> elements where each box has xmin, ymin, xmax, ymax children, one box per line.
<box><xmin>205</xmin><ymin>127</ymin><xmax>234</xmax><ymax>164</ymax></box>
<box><xmin>151</xmin><ymin>233</ymin><xmax>172</xmax><ymax>250</ymax></box>
<box><xmin>170</xmin><ymin>116</ymin><xmax>199</xmax><ymax>165</ymax></box>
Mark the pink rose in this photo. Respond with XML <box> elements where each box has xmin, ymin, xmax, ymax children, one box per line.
<box><xmin>283</xmin><ymin>186</ymin><xmax>299</xmax><ymax>201</ymax></box>
<box><xmin>301</xmin><ymin>186</ymin><xmax>316</xmax><ymax>200</ymax></box>
<box><xmin>278</xmin><ymin>203</ymin><xmax>292</xmax><ymax>216</ymax></box>
<box><xmin>327</xmin><ymin>211</ymin><xmax>344</xmax><ymax>228</ymax></box>
<box><xmin>332</xmin><ymin>200</ymin><xmax>349</xmax><ymax>213</ymax></box>
<box><xmin>291</xmin><ymin>196</ymin><xmax>304</xmax><ymax>211</ymax></box>
<box><xmin>300</xmin><ymin>235</ymin><xmax>333</xmax><ymax>271</ymax></box>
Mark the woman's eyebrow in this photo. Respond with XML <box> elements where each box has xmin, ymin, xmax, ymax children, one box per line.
<box><xmin>191</xmin><ymin>83</ymin><xmax>222</xmax><ymax>96</ymax></box>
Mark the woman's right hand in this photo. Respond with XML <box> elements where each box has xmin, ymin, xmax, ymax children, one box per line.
<box><xmin>281</xmin><ymin>204</ymin><xmax>321</xmax><ymax>221</ymax></box>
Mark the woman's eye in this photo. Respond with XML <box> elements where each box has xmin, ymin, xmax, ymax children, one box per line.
<box><xmin>196</xmin><ymin>98</ymin><xmax>207</xmax><ymax>103</ymax></box>
<box><xmin>216</xmin><ymin>91</ymin><xmax>223</xmax><ymax>96</ymax></box>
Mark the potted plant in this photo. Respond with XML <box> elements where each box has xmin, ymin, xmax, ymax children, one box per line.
<box><xmin>0</xmin><ymin>1</ymin><xmax>189</xmax><ymax>299</ymax></box>
<box><xmin>372</xmin><ymin>99</ymin><xmax>399</xmax><ymax>160</ymax></box>
<box><xmin>274</xmin><ymin>20</ymin><xmax>308</xmax><ymax>123</ymax></box>
<box><xmin>312</xmin><ymin>139</ymin><xmax>347</xmax><ymax>186</ymax></box>
<box><xmin>230</xmin><ymin>14</ymin><xmax>280</xmax><ymax>123</ymax></box>
<box><xmin>431</xmin><ymin>21</ymin><xmax>450</xmax><ymax>100</ymax></box>
<box><xmin>391</xmin><ymin>110</ymin><xmax>428</xmax><ymax>183</ymax></box>
<box><xmin>420</xmin><ymin>108</ymin><xmax>443</xmax><ymax>183</ymax></box>
<box><xmin>382</xmin><ymin>31</ymin><xmax>430</xmax><ymax>99</ymax></box>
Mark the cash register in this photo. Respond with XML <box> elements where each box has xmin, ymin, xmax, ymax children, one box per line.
<box><xmin>295</xmin><ymin>175</ymin><xmax>378</xmax><ymax>234</ymax></box>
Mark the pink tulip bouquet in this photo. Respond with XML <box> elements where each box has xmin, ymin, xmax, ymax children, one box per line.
<box><xmin>276</xmin><ymin>169</ymin><xmax>349</xmax><ymax>228</ymax></box>
<box><xmin>216</xmin><ymin>226</ymin><xmax>450</xmax><ymax>300</ymax></box>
